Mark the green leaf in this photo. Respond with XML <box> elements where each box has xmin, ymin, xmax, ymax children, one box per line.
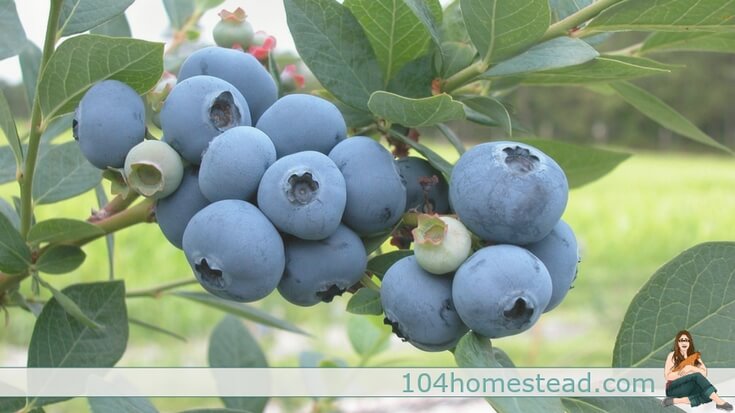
<box><xmin>1</xmin><ymin>147</ymin><xmax>18</xmax><ymax>183</ymax></box>
<box><xmin>36</xmin><ymin>245</ymin><xmax>86</xmax><ymax>274</ymax></box>
<box><xmin>28</xmin><ymin>218</ymin><xmax>105</xmax><ymax>245</ymax></box>
<box><xmin>460</xmin><ymin>0</ymin><xmax>550</xmax><ymax>63</ymax></box>
<box><xmin>209</xmin><ymin>316</ymin><xmax>268</xmax><ymax>413</ymax></box>
<box><xmin>284</xmin><ymin>0</ymin><xmax>383</xmax><ymax>111</ymax></box>
<box><xmin>518</xmin><ymin>55</ymin><xmax>677</xmax><ymax>85</ymax></box>
<box><xmin>0</xmin><ymin>90</ymin><xmax>22</xmax><ymax>172</ymax></box>
<box><xmin>453</xmin><ymin>332</ymin><xmax>500</xmax><ymax>367</ymax></box>
<box><xmin>461</xmin><ymin>96</ymin><xmax>512</xmax><ymax>137</ymax></box>
<box><xmin>163</xmin><ymin>0</ymin><xmax>195</xmax><ymax>29</ymax></box>
<box><xmin>0</xmin><ymin>398</ymin><xmax>26</xmax><ymax>413</ymax></box>
<box><xmin>437</xmin><ymin>42</ymin><xmax>477</xmax><ymax>78</ymax></box>
<box><xmin>367</xmin><ymin>250</ymin><xmax>414</xmax><ymax>279</ymax></box>
<box><xmin>588</xmin><ymin>0</ymin><xmax>735</xmax><ymax>33</ymax></box>
<box><xmin>454</xmin><ymin>332</ymin><xmax>565</xmax><ymax>413</ymax></box>
<box><xmin>491</xmin><ymin>346</ymin><xmax>515</xmax><ymax>368</ymax></box>
<box><xmin>19</xmin><ymin>41</ymin><xmax>43</xmax><ymax>111</ymax></box>
<box><xmin>36</xmin><ymin>278</ymin><xmax>102</xmax><ymax>329</ymax></box>
<box><xmin>32</xmin><ymin>142</ymin><xmax>102</xmax><ymax>204</ymax></box>
<box><xmin>347</xmin><ymin>315</ymin><xmax>390</xmax><ymax>359</ymax></box>
<box><xmin>345</xmin><ymin>0</ymin><xmax>437</xmax><ymax>82</ymax></box>
<box><xmin>58</xmin><ymin>0</ymin><xmax>134</xmax><ymax>36</ymax></box>
<box><xmin>180</xmin><ymin>409</ymin><xmax>254</xmax><ymax>413</ymax></box>
<box><xmin>173</xmin><ymin>291</ymin><xmax>309</xmax><ymax>336</ymax></box>
<box><xmin>90</xmin><ymin>12</ymin><xmax>132</xmax><ymax>37</ymax></box>
<box><xmin>517</xmin><ymin>138</ymin><xmax>631</xmax><ymax>189</ymax></box>
<box><xmin>441</xmin><ymin>0</ymin><xmax>469</xmax><ymax>43</ymax></box>
<box><xmin>549</xmin><ymin>0</ymin><xmax>592</xmax><ymax>21</ymax></box>
<box><xmin>37</xmin><ymin>34</ymin><xmax>163</xmax><ymax>121</ymax></box>
<box><xmin>436</xmin><ymin>123</ymin><xmax>466</xmax><ymax>155</ymax></box>
<box><xmin>0</xmin><ymin>0</ymin><xmax>27</xmax><ymax>60</ymax></box>
<box><xmin>0</xmin><ymin>210</ymin><xmax>31</xmax><ymax>274</ymax></box>
<box><xmin>610</xmin><ymin>81</ymin><xmax>732</xmax><ymax>154</ymax></box>
<box><xmin>337</xmin><ymin>101</ymin><xmax>375</xmax><ymax>129</ymax></box>
<box><xmin>484</xmin><ymin>37</ymin><xmax>599</xmax><ymax>77</ymax></box>
<box><xmin>547</xmin><ymin>0</ymin><xmax>612</xmax><ymax>45</ymax></box>
<box><xmin>28</xmin><ymin>281</ymin><xmax>127</xmax><ymax>363</ymax></box>
<box><xmin>368</xmin><ymin>92</ymin><xmax>465</xmax><ymax>128</ymax></box>
<box><xmin>386</xmin><ymin>54</ymin><xmax>436</xmax><ymax>98</ymax></box>
<box><xmin>403</xmin><ymin>0</ymin><xmax>443</xmax><ymax>49</ymax></box>
<box><xmin>385</xmin><ymin>128</ymin><xmax>454</xmax><ymax>179</ymax></box>
<box><xmin>641</xmin><ymin>32</ymin><xmax>735</xmax><ymax>54</ymax></box>
<box><xmin>0</xmin><ymin>198</ymin><xmax>19</xmax><ymax>230</ymax></box>
<box><xmin>129</xmin><ymin>317</ymin><xmax>186</xmax><ymax>342</ymax></box>
<box><xmin>346</xmin><ymin>288</ymin><xmax>383</xmax><ymax>315</ymax></box>
<box><xmin>613</xmin><ymin>242</ymin><xmax>735</xmax><ymax>368</ymax></box>
<box><xmin>89</xmin><ymin>397</ymin><xmax>158</xmax><ymax>413</ymax></box>
<box><xmin>562</xmin><ymin>397</ymin><xmax>685</xmax><ymax>413</ymax></box>
<box><xmin>40</xmin><ymin>113</ymin><xmax>74</xmax><ymax>144</ymax></box>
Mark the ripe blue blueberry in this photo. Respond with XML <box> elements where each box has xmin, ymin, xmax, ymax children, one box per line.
<box><xmin>328</xmin><ymin>137</ymin><xmax>406</xmax><ymax>236</ymax></box>
<box><xmin>256</xmin><ymin>94</ymin><xmax>346</xmax><ymax>158</ymax></box>
<box><xmin>183</xmin><ymin>200</ymin><xmax>285</xmax><ymax>302</ymax></box>
<box><xmin>199</xmin><ymin>126</ymin><xmax>276</xmax><ymax>202</ymax></box>
<box><xmin>178</xmin><ymin>46</ymin><xmax>276</xmax><ymax>123</ymax></box>
<box><xmin>453</xmin><ymin>245</ymin><xmax>552</xmax><ymax>338</ymax></box>
<box><xmin>73</xmin><ymin>80</ymin><xmax>145</xmax><ymax>169</ymax></box>
<box><xmin>381</xmin><ymin>256</ymin><xmax>468</xmax><ymax>352</ymax></box>
<box><xmin>397</xmin><ymin>157</ymin><xmax>450</xmax><ymax>214</ymax></box>
<box><xmin>524</xmin><ymin>219</ymin><xmax>579</xmax><ymax>312</ymax></box>
<box><xmin>278</xmin><ymin>225</ymin><xmax>367</xmax><ymax>306</ymax></box>
<box><xmin>155</xmin><ymin>168</ymin><xmax>210</xmax><ymax>249</ymax></box>
<box><xmin>161</xmin><ymin>75</ymin><xmax>251</xmax><ymax>164</ymax></box>
<box><xmin>449</xmin><ymin>141</ymin><xmax>568</xmax><ymax>244</ymax></box>
<box><xmin>257</xmin><ymin>151</ymin><xmax>346</xmax><ymax>240</ymax></box>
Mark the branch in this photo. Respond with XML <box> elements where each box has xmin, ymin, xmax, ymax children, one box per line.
<box><xmin>126</xmin><ymin>278</ymin><xmax>198</xmax><ymax>298</ymax></box>
<box><xmin>19</xmin><ymin>0</ymin><xmax>64</xmax><ymax>238</ymax></box>
<box><xmin>539</xmin><ymin>0</ymin><xmax>626</xmax><ymax>43</ymax></box>
<box><xmin>88</xmin><ymin>193</ymin><xmax>140</xmax><ymax>223</ymax></box>
<box><xmin>75</xmin><ymin>198</ymin><xmax>156</xmax><ymax>246</ymax></box>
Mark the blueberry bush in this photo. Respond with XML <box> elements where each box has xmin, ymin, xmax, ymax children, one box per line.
<box><xmin>0</xmin><ymin>0</ymin><xmax>733</xmax><ymax>412</ymax></box>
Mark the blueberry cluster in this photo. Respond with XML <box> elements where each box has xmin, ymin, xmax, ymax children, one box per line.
<box><xmin>73</xmin><ymin>46</ymin><xmax>405</xmax><ymax>307</ymax></box>
<box><xmin>74</xmin><ymin>46</ymin><xmax>578</xmax><ymax>353</ymax></box>
<box><xmin>381</xmin><ymin>142</ymin><xmax>579</xmax><ymax>351</ymax></box>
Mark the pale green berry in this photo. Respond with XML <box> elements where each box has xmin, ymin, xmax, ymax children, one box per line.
<box><xmin>413</xmin><ymin>215</ymin><xmax>472</xmax><ymax>275</ymax></box>
<box><xmin>124</xmin><ymin>140</ymin><xmax>184</xmax><ymax>199</ymax></box>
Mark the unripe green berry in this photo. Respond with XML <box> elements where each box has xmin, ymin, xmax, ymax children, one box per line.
<box><xmin>413</xmin><ymin>215</ymin><xmax>472</xmax><ymax>274</ymax></box>
<box><xmin>213</xmin><ymin>8</ymin><xmax>254</xmax><ymax>49</ymax></box>
<box><xmin>124</xmin><ymin>140</ymin><xmax>184</xmax><ymax>199</ymax></box>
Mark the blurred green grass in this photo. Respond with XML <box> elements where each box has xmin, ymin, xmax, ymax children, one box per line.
<box><xmin>1</xmin><ymin>146</ymin><xmax>734</xmax><ymax>374</ymax></box>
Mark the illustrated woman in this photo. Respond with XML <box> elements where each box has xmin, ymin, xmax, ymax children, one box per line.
<box><xmin>662</xmin><ymin>330</ymin><xmax>732</xmax><ymax>410</ymax></box>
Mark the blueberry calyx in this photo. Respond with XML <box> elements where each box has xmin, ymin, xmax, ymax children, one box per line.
<box><xmin>128</xmin><ymin>163</ymin><xmax>164</xmax><ymax>196</ymax></box>
<box><xmin>195</xmin><ymin>258</ymin><xmax>225</xmax><ymax>289</ymax></box>
<box><xmin>287</xmin><ymin>172</ymin><xmax>319</xmax><ymax>204</ymax></box>
<box><xmin>209</xmin><ymin>91</ymin><xmax>241</xmax><ymax>131</ymax></box>
<box><xmin>72</xmin><ymin>118</ymin><xmax>79</xmax><ymax>141</ymax></box>
<box><xmin>384</xmin><ymin>317</ymin><xmax>409</xmax><ymax>342</ymax></box>
<box><xmin>502</xmin><ymin>296</ymin><xmax>534</xmax><ymax>329</ymax></box>
<box><xmin>315</xmin><ymin>284</ymin><xmax>345</xmax><ymax>303</ymax></box>
<box><xmin>503</xmin><ymin>146</ymin><xmax>539</xmax><ymax>173</ymax></box>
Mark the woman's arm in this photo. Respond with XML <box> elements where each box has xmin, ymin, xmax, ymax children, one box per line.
<box><xmin>698</xmin><ymin>359</ymin><xmax>707</xmax><ymax>376</ymax></box>
<box><xmin>664</xmin><ymin>352</ymin><xmax>680</xmax><ymax>381</ymax></box>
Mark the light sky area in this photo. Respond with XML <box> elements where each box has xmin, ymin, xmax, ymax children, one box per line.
<box><xmin>0</xmin><ymin>1</ymin><xmax>297</xmax><ymax>84</ymax></box>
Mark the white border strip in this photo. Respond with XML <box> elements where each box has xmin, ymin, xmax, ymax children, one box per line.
<box><xmin>1</xmin><ymin>368</ymin><xmax>735</xmax><ymax>397</ymax></box>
